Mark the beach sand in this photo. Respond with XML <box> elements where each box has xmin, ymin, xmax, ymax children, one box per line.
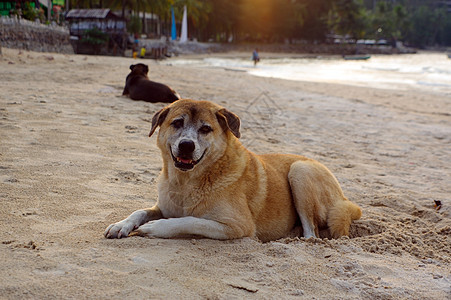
<box><xmin>0</xmin><ymin>48</ymin><xmax>449</xmax><ymax>299</ymax></box>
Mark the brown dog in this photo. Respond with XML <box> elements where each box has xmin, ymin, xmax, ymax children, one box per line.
<box><xmin>122</xmin><ymin>63</ymin><xmax>180</xmax><ymax>103</ymax></box>
<box><xmin>104</xmin><ymin>99</ymin><xmax>361</xmax><ymax>241</ymax></box>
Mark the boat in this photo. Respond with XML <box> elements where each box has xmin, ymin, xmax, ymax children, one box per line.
<box><xmin>343</xmin><ymin>55</ymin><xmax>371</xmax><ymax>60</ymax></box>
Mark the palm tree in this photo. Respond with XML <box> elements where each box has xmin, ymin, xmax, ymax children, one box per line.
<box><xmin>173</xmin><ymin>0</ymin><xmax>211</xmax><ymax>39</ymax></box>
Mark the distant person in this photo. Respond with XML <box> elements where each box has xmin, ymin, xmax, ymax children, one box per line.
<box><xmin>132</xmin><ymin>33</ymin><xmax>139</xmax><ymax>58</ymax></box>
<box><xmin>252</xmin><ymin>48</ymin><xmax>260</xmax><ymax>66</ymax></box>
<box><xmin>133</xmin><ymin>33</ymin><xmax>139</xmax><ymax>49</ymax></box>
<box><xmin>140</xmin><ymin>46</ymin><xmax>146</xmax><ymax>58</ymax></box>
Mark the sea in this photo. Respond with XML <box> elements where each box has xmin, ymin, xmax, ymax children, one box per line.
<box><xmin>165</xmin><ymin>52</ymin><xmax>451</xmax><ymax>96</ymax></box>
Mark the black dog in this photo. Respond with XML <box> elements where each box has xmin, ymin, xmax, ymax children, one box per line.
<box><xmin>122</xmin><ymin>63</ymin><xmax>180</xmax><ymax>103</ymax></box>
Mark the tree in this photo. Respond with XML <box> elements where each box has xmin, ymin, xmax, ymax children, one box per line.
<box><xmin>173</xmin><ymin>0</ymin><xmax>211</xmax><ymax>40</ymax></box>
<box><xmin>405</xmin><ymin>5</ymin><xmax>447</xmax><ymax>47</ymax></box>
<box><xmin>370</xmin><ymin>1</ymin><xmax>409</xmax><ymax>45</ymax></box>
<box><xmin>127</xmin><ymin>14</ymin><xmax>142</xmax><ymax>34</ymax></box>
<box><xmin>439</xmin><ymin>12</ymin><xmax>451</xmax><ymax>46</ymax></box>
<box><xmin>328</xmin><ymin>0</ymin><xmax>369</xmax><ymax>41</ymax></box>
<box><xmin>66</xmin><ymin>0</ymin><xmax>451</xmax><ymax>46</ymax></box>
<box><xmin>294</xmin><ymin>0</ymin><xmax>332</xmax><ymax>42</ymax></box>
<box><xmin>204</xmin><ymin>0</ymin><xmax>240</xmax><ymax>42</ymax></box>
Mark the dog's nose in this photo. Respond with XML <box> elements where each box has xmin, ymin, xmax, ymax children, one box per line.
<box><xmin>178</xmin><ymin>140</ymin><xmax>195</xmax><ymax>154</ymax></box>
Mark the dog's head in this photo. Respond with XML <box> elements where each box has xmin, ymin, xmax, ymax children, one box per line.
<box><xmin>129</xmin><ymin>63</ymin><xmax>149</xmax><ymax>76</ymax></box>
<box><xmin>149</xmin><ymin>99</ymin><xmax>241</xmax><ymax>172</ymax></box>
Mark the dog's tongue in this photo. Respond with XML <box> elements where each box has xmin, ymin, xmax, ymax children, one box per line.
<box><xmin>179</xmin><ymin>158</ymin><xmax>192</xmax><ymax>164</ymax></box>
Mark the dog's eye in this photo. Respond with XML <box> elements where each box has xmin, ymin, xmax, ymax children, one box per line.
<box><xmin>199</xmin><ymin>125</ymin><xmax>213</xmax><ymax>134</ymax></box>
<box><xmin>171</xmin><ymin>119</ymin><xmax>184</xmax><ymax>129</ymax></box>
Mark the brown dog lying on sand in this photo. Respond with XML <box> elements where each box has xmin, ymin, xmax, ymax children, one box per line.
<box><xmin>105</xmin><ymin>99</ymin><xmax>362</xmax><ymax>241</ymax></box>
<box><xmin>122</xmin><ymin>63</ymin><xmax>180</xmax><ymax>103</ymax></box>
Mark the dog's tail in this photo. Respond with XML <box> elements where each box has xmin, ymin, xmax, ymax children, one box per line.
<box><xmin>165</xmin><ymin>90</ymin><xmax>181</xmax><ymax>103</ymax></box>
<box><xmin>173</xmin><ymin>90</ymin><xmax>181</xmax><ymax>100</ymax></box>
<box><xmin>327</xmin><ymin>199</ymin><xmax>362</xmax><ymax>238</ymax></box>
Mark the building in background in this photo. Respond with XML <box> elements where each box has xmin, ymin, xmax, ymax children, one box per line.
<box><xmin>65</xmin><ymin>8</ymin><xmax>127</xmax><ymax>56</ymax></box>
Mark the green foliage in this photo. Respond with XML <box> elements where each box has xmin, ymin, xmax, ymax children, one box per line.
<box><xmin>439</xmin><ymin>15</ymin><xmax>451</xmax><ymax>46</ymax></box>
<box><xmin>204</xmin><ymin>0</ymin><xmax>239</xmax><ymax>42</ymax></box>
<box><xmin>328</xmin><ymin>0</ymin><xmax>369</xmax><ymax>40</ymax></box>
<box><xmin>369</xmin><ymin>1</ymin><xmax>409</xmax><ymax>42</ymax></box>
<box><xmin>405</xmin><ymin>6</ymin><xmax>447</xmax><ymax>48</ymax></box>
<box><xmin>86</xmin><ymin>0</ymin><xmax>451</xmax><ymax>46</ymax></box>
<box><xmin>81</xmin><ymin>28</ymin><xmax>109</xmax><ymax>45</ymax></box>
<box><xmin>22</xmin><ymin>2</ymin><xmax>37</xmax><ymax>21</ymax></box>
<box><xmin>127</xmin><ymin>15</ymin><xmax>142</xmax><ymax>34</ymax></box>
<box><xmin>174</xmin><ymin>0</ymin><xmax>211</xmax><ymax>27</ymax></box>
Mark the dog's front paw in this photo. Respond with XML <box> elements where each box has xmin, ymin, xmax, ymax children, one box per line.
<box><xmin>104</xmin><ymin>210</ymin><xmax>150</xmax><ymax>239</ymax></box>
<box><xmin>104</xmin><ymin>220</ymin><xmax>136</xmax><ymax>239</ymax></box>
<box><xmin>135</xmin><ymin>219</ymin><xmax>171</xmax><ymax>238</ymax></box>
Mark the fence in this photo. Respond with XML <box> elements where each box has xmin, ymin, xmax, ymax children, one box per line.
<box><xmin>0</xmin><ymin>16</ymin><xmax>72</xmax><ymax>53</ymax></box>
<box><xmin>1</xmin><ymin>15</ymin><xmax>69</xmax><ymax>33</ymax></box>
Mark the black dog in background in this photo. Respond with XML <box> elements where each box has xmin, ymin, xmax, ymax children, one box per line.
<box><xmin>122</xmin><ymin>63</ymin><xmax>180</xmax><ymax>103</ymax></box>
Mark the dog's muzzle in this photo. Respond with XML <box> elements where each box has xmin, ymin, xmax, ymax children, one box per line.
<box><xmin>171</xmin><ymin>140</ymin><xmax>206</xmax><ymax>171</ymax></box>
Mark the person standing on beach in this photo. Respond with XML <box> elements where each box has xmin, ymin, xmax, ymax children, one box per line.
<box><xmin>140</xmin><ymin>46</ymin><xmax>146</xmax><ymax>58</ymax></box>
<box><xmin>132</xmin><ymin>33</ymin><xmax>139</xmax><ymax>59</ymax></box>
<box><xmin>252</xmin><ymin>48</ymin><xmax>260</xmax><ymax>66</ymax></box>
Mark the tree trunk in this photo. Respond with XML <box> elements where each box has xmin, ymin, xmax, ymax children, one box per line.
<box><xmin>121</xmin><ymin>0</ymin><xmax>126</xmax><ymax>18</ymax></box>
<box><xmin>142</xmin><ymin>10</ymin><xmax>146</xmax><ymax>35</ymax></box>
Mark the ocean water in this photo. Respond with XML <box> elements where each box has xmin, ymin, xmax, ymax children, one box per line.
<box><xmin>167</xmin><ymin>53</ymin><xmax>451</xmax><ymax>95</ymax></box>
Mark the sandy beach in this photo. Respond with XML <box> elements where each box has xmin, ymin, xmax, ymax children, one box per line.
<box><xmin>0</xmin><ymin>47</ymin><xmax>449</xmax><ymax>299</ymax></box>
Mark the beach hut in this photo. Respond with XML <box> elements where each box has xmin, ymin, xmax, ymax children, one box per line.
<box><xmin>65</xmin><ymin>8</ymin><xmax>127</xmax><ymax>56</ymax></box>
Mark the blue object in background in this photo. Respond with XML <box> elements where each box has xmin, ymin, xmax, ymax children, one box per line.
<box><xmin>171</xmin><ymin>6</ymin><xmax>176</xmax><ymax>41</ymax></box>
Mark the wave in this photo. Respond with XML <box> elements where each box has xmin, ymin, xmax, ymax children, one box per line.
<box><xmin>167</xmin><ymin>53</ymin><xmax>451</xmax><ymax>94</ymax></box>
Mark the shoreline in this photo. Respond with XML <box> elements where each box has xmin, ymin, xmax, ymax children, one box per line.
<box><xmin>0</xmin><ymin>47</ymin><xmax>449</xmax><ymax>299</ymax></box>
<box><xmin>167</xmin><ymin>40</ymin><xmax>419</xmax><ymax>56</ymax></box>
<box><xmin>167</xmin><ymin>50</ymin><xmax>451</xmax><ymax>120</ymax></box>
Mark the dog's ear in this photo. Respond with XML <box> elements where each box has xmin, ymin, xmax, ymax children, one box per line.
<box><xmin>144</xmin><ymin>65</ymin><xmax>149</xmax><ymax>74</ymax></box>
<box><xmin>149</xmin><ymin>107</ymin><xmax>170</xmax><ymax>137</ymax></box>
<box><xmin>129</xmin><ymin>64</ymin><xmax>135</xmax><ymax>71</ymax></box>
<box><xmin>216</xmin><ymin>108</ymin><xmax>241</xmax><ymax>138</ymax></box>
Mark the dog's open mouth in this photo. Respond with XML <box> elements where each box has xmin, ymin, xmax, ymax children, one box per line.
<box><xmin>171</xmin><ymin>150</ymin><xmax>206</xmax><ymax>171</ymax></box>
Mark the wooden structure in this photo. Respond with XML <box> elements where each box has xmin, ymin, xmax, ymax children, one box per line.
<box><xmin>65</xmin><ymin>9</ymin><xmax>127</xmax><ymax>56</ymax></box>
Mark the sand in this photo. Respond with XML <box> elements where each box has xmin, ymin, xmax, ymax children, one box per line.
<box><xmin>0</xmin><ymin>48</ymin><xmax>449</xmax><ymax>299</ymax></box>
